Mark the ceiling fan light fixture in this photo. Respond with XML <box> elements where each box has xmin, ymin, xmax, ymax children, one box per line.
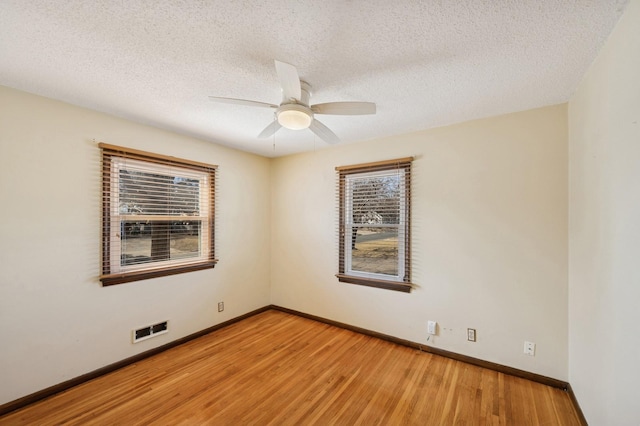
<box><xmin>210</xmin><ymin>60</ymin><xmax>374</xmax><ymax>143</ymax></box>
<box><xmin>277</xmin><ymin>104</ymin><xmax>312</xmax><ymax>130</ymax></box>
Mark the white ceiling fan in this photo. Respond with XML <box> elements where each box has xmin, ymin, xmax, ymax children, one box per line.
<box><xmin>209</xmin><ymin>60</ymin><xmax>376</xmax><ymax>144</ymax></box>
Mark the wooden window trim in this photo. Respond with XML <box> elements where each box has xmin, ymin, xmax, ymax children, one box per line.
<box><xmin>101</xmin><ymin>262</ymin><xmax>217</xmax><ymax>286</ymax></box>
<box><xmin>335</xmin><ymin>157</ymin><xmax>414</xmax><ymax>173</ymax></box>
<box><xmin>335</xmin><ymin>274</ymin><xmax>412</xmax><ymax>293</ymax></box>
<box><xmin>337</xmin><ymin>157</ymin><xmax>413</xmax><ymax>293</ymax></box>
<box><xmin>100</xmin><ymin>143</ymin><xmax>217</xmax><ymax>286</ymax></box>
<box><xmin>99</xmin><ymin>143</ymin><xmax>217</xmax><ymax>171</ymax></box>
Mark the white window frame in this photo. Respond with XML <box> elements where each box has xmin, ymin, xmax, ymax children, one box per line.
<box><xmin>109</xmin><ymin>157</ymin><xmax>211</xmax><ymax>274</ymax></box>
<box><xmin>343</xmin><ymin>169</ymin><xmax>406</xmax><ymax>282</ymax></box>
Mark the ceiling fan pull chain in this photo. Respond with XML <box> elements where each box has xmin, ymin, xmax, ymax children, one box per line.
<box><xmin>272</xmin><ymin>113</ymin><xmax>277</xmax><ymax>153</ymax></box>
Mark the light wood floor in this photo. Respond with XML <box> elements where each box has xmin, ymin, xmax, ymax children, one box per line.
<box><xmin>1</xmin><ymin>310</ymin><xmax>581</xmax><ymax>425</ymax></box>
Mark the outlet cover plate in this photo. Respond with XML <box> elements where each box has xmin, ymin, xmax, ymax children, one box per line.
<box><xmin>524</xmin><ymin>341</ymin><xmax>535</xmax><ymax>356</ymax></box>
<box><xmin>467</xmin><ymin>328</ymin><xmax>476</xmax><ymax>342</ymax></box>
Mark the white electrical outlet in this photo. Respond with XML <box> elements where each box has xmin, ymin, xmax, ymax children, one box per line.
<box><xmin>467</xmin><ymin>328</ymin><xmax>476</xmax><ymax>342</ymax></box>
<box><xmin>218</xmin><ymin>302</ymin><xmax>224</xmax><ymax>312</ymax></box>
<box><xmin>524</xmin><ymin>341</ymin><xmax>535</xmax><ymax>356</ymax></box>
<box><xmin>427</xmin><ymin>320</ymin><xmax>437</xmax><ymax>335</ymax></box>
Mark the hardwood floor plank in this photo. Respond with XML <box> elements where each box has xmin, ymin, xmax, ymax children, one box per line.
<box><xmin>0</xmin><ymin>310</ymin><xmax>581</xmax><ymax>425</ymax></box>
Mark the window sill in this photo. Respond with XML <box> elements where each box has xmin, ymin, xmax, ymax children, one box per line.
<box><xmin>336</xmin><ymin>274</ymin><xmax>413</xmax><ymax>293</ymax></box>
<box><xmin>101</xmin><ymin>261</ymin><xmax>217</xmax><ymax>286</ymax></box>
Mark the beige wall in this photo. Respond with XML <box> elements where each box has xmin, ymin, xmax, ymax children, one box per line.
<box><xmin>271</xmin><ymin>105</ymin><xmax>568</xmax><ymax>379</ymax></box>
<box><xmin>568</xmin><ymin>0</ymin><xmax>640</xmax><ymax>423</ymax></box>
<box><xmin>0</xmin><ymin>86</ymin><xmax>272</xmax><ymax>405</ymax></box>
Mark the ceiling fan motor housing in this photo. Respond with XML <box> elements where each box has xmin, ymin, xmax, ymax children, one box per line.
<box><xmin>282</xmin><ymin>80</ymin><xmax>312</xmax><ymax>105</ymax></box>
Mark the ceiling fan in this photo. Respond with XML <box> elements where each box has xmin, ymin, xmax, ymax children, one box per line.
<box><xmin>209</xmin><ymin>60</ymin><xmax>376</xmax><ymax>144</ymax></box>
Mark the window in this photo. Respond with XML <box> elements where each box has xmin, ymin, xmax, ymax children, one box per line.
<box><xmin>337</xmin><ymin>157</ymin><xmax>413</xmax><ymax>292</ymax></box>
<box><xmin>100</xmin><ymin>143</ymin><xmax>217</xmax><ymax>286</ymax></box>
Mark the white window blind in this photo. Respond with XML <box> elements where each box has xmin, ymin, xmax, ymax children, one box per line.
<box><xmin>100</xmin><ymin>143</ymin><xmax>217</xmax><ymax>285</ymax></box>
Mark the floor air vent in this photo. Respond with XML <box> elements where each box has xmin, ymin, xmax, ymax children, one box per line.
<box><xmin>133</xmin><ymin>321</ymin><xmax>168</xmax><ymax>343</ymax></box>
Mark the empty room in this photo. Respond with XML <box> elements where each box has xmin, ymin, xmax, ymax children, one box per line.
<box><xmin>0</xmin><ymin>1</ymin><xmax>638</xmax><ymax>424</ymax></box>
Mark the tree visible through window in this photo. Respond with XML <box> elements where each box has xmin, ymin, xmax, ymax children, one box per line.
<box><xmin>337</xmin><ymin>158</ymin><xmax>412</xmax><ymax>293</ymax></box>
<box><xmin>100</xmin><ymin>144</ymin><xmax>217</xmax><ymax>286</ymax></box>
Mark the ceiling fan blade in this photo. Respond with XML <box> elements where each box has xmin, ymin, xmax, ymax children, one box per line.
<box><xmin>209</xmin><ymin>96</ymin><xmax>277</xmax><ymax>109</ymax></box>
<box><xmin>258</xmin><ymin>120</ymin><xmax>282</xmax><ymax>138</ymax></box>
<box><xmin>309</xmin><ymin>119</ymin><xmax>340</xmax><ymax>144</ymax></box>
<box><xmin>275</xmin><ymin>60</ymin><xmax>301</xmax><ymax>101</ymax></box>
<box><xmin>311</xmin><ymin>102</ymin><xmax>376</xmax><ymax>115</ymax></box>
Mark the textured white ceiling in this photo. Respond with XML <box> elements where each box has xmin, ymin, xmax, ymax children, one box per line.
<box><xmin>0</xmin><ymin>0</ymin><xmax>628</xmax><ymax>157</ymax></box>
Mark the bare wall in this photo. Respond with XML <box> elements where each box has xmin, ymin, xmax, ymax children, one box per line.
<box><xmin>271</xmin><ymin>105</ymin><xmax>568</xmax><ymax>380</ymax></box>
<box><xmin>568</xmin><ymin>0</ymin><xmax>640</xmax><ymax>423</ymax></box>
<box><xmin>0</xmin><ymin>86</ymin><xmax>272</xmax><ymax>405</ymax></box>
